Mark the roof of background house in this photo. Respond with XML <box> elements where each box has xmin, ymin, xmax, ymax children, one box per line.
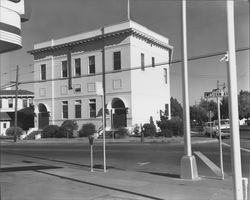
<box><xmin>0</xmin><ymin>90</ymin><xmax>34</xmax><ymax>96</ymax></box>
<box><xmin>0</xmin><ymin>112</ymin><xmax>12</xmax><ymax>121</ymax></box>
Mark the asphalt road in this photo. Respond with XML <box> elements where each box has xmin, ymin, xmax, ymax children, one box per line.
<box><xmin>1</xmin><ymin>135</ymin><xmax>250</xmax><ymax>179</ymax></box>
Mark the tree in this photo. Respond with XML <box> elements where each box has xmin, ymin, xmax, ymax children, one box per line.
<box><xmin>170</xmin><ymin>97</ymin><xmax>183</xmax><ymax>118</ymax></box>
<box><xmin>60</xmin><ymin>120</ymin><xmax>78</xmax><ymax>138</ymax></box>
<box><xmin>238</xmin><ymin>90</ymin><xmax>250</xmax><ymax>119</ymax></box>
<box><xmin>79</xmin><ymin>123</ymin><xmax>96</xmax><ymax>137</ymax></box>
<box><xmin>190</xmin><ymin>105</ymin><xmax>207</xmax><ymax>126</ymax></box>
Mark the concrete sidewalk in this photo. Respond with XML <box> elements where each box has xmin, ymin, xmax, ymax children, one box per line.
<box><xmin>1</xmin><ymin>159</ymin><xmax>234</xmax><ymax>200</ymax></box>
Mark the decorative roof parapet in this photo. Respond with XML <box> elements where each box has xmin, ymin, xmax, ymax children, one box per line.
<box><xmin>28</xmin><ymin>20</ymin><xmax>173</xmax><ymax>55</ymax></box>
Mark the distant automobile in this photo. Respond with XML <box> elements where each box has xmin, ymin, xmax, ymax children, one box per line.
<box><xmin>204</xmin><ymin>119</ymin><xmax>230</xmax><ymax>138</ymax></box>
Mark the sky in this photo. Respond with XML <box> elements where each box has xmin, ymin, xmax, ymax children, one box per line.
<box><xmin>0</xmin><ymin>0</ymin><xmax>249</xmax><ymax>105</ymax></box>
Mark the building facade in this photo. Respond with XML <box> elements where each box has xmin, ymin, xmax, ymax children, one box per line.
<box><xmin>29</xmin><ymin>20</ymin><xmax>173</xmax><ymax>131</ymax></box>
<box><xmin>0</xmin><ymin>0</ymin><xmax>30</xmax><ymax>53</ymax></box>
<box><xmin>0</xmin><ymin>89</ymin><xmax>34</xmax><ymax>135</ymax></box>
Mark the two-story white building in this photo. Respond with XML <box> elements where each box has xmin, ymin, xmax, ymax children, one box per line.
<box><xmin>0</xmin><ymin>89</ymin><xmax>34</xmax><ymax>135</ymax></box>
<box><xmin>29</xmin><ymin>20</ymin><xmax>173</xmax><ymax>131</ymax></box>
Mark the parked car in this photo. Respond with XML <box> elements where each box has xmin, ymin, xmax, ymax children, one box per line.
<box><xmin>204</xmin><ymin>119</ymin><xmax>230</xmax><ymax>138</ymax></box>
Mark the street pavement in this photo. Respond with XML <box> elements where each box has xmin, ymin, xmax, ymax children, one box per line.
<box><xmin>1</xmin><ymin>136</ymin><xmax>242</xmax><ymax>200</ymax></box>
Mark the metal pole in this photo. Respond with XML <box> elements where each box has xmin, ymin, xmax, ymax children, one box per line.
<box><xmin>226</xmin><ymin>1</ymin><xmax>243</xmax><ymax>199</ymax></box>
<box><xmin>217</xmin><ymin>81</ymin><xmax>224</xmax><ymax>180</ymax></box>
<box><xmin>180</xmin><ymin>0</ymin><xmax>198</xmax><ymax>180</ymax></box>
<box><xmin>90</xmin><ymin>144</ymin><xmax>93</xmax><ymax>172</ymax></box>
<box><xmin>102</xmin><ymin>95</ymin><xmax>106</xmax><ymax>172</ymax></box>
<box><xmin>14</xmin><ymin>65</ymin><xmax>19</xmax><ymax>142</ymax></box>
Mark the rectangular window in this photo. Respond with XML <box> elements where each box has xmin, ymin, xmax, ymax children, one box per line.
<box><xmin>141</xmin><ymin>53</ymin><xmax>145</xmax><ymax>71</ymax></box>
<box><xmin>88</xmin><ymin>56</ymin><xmax>95</xmax><ymax>74</ymax></box>
<box><xmin>152</xmin><ymin>57</ymin><xmax>155</xmax><ymax>67</ymax></box>
<box><xmin>164</xmin><ymin>68</ymin><xmax>168</xmax><ymax>84</ymax></box>
<box><xmin>89</xmin><ymin>99</ymin><xmax>96</xmax><ymax>118</ymax></box>
<box><xmin>23</xmin><ymin>99</ymin><xmax>28</xmax><ymax>108</ymax></box>
<box><xmin>75</xmin><ymin>58</ymin><xmax>81</xmax><ymax>76</ymax></box>
<box><xmin>8</xmin><ymin>99</ymin><xmax>13</xmax><ymax>108</ymax></box>
<box><xmin>0</xmin><ymin>99</ymin><xmax>2</xmax><ymax>108</ymax></box>
<box><xmin>29</xmin><ymin>98</ymin><xmax>33</xmax><ymax>107</ymax></box>
<box><xmin>62</xmin><ymin>60</ymin><xmax>68</xmax><ymax>78</ymax></box>
<box><xmin>113</xmin><ymin>51</ymin><xmax>121</xmax><ymax>70</ymax></box>
<box><xmin>41</xmin><ymin>64</ymin><xmax>46</xmax><ymax>80</ymax></box>
<box><xmin>3</xmin><ymin>123</ymin><xmax>7</xmax><ymax>129</ymax></box>
<box><xmin>62</xmin><ymin>101</ymin><xmax>68</xmax><ymax>119</ymax></box>
<box><xmin>75</xmin><ymin>100</ymin><xmax>82</xmax><ymax>118</ymax></box>
<box><xmin>165</xmin><ymin>104</ymin><xmax>169</xmax><ymax>117</ymax></box>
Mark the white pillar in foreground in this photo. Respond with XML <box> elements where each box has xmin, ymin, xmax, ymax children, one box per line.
<box><xmin>226</xmin><ymin>1</ymin><xmax>243</xmax><ymax>199</ymax></box>
<box><xmin>180</xmin><ymin>0</ymin><xmax>198</xmax><ymax>180</ymax></box>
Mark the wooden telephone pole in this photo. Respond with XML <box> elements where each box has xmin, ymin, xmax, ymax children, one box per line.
<box><xmin>14</xmin><ymin>65</ymin><xmax>19</xmax><ymax>142</ymax></box>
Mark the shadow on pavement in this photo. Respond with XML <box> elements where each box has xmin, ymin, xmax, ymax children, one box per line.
<box><xmin>139</xmin><ymin>171</ymin><xmax>180</xmax><ymax>179</ymax></box>
<box><xmin>1</xmin><ymin>165</ymin><xmax>62</xmax><ymax>172</ymax></box>
<box><xmin>35</xmin><ymin>170</ymin><xmax>165</xmax><ymax>200</ymax></box>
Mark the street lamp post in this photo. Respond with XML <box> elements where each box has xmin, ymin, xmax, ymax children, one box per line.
<box><xmin>180</xmin><ymin>0</ymin><xmax>198</xmax><ymax>180</ymax></box>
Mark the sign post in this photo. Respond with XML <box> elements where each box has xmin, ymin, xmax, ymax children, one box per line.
<box><xmin>204</xmin><ymin>81</ymin><xmax>227</xmax><ymax>180</ymax></box>
<box><xmin>88</xmin><ymin>135</ymin><xmax>94</xmax><ymax>172</ymax></box>
<box><xmin>96</xmin><ymin>82</ymin><xmax>106</xmax><ymax>172</ymax></box>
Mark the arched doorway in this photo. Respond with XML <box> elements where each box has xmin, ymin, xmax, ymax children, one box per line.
<box><xmin>111</xmin><ymin>98</ymin><xmax>127</xmax><ymax>128</ymax></box>
<box><xmin>38</xmin><ymin>103</ymin><xmax>49</xmax><ymax>129</ymax></box>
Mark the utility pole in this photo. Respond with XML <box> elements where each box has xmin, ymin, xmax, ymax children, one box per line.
<box><xmin>226</xmin><ymin>1</ymin><xmax>243</xmax><ymax>199</ymax></box>
<box><xmin>101</xmin><ymin>27</ymin><xmax>107</xmax><ymax>173</ymax></box>
<box><xmin>14</xmin><ymin>65</ymin><xmax>19</xmax><ymax>142</ymax></box>
<box><xmin>180</xmin><ymin>0</ymin><xmax>198</xmax><ymax>179</ymax></box>
<box><xmin>127</xmin><ymin>0</ymin><xmax>130</xmax><ymax>20</ymax></box>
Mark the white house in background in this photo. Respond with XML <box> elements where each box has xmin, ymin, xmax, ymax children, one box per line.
<box><xmin>0</xmin><ymin>89</ymin><xmax>34</xmax><ymax>135</ymax></box>
<box><xmin>28</xmin><ymin>20</ymin><xmax>173</xmax><ymax>131</ymax></box>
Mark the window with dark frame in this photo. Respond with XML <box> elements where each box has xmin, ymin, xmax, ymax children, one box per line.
<box><xmin>8</xmin><ymin>99</ymin><xmax>13</xmax><ymax>108</ymax></box>
<box><xmin>75</xmin><ymin>58</ymin><xmax>81</xmax><ymax>76</ymax></box>
<box><xmin>89</xmin><ymin>56</ymin><xmax>95</xmax><ymax>74</ymax></box>
<box><xmin>41</xmin><ymin>64</ymin><xmax>46</xmax><ymax>80</ymax></box>
<box><xmin>113</xmin><ymin>51</ymin><xmax>121</xmax><ymax>70</ymax></box>
<box><xmin>141</xmin><ymin>53</ymin><xmax>145</xmax><ymax>71</ymax></box>
<box><xmin>75</xmin><ymin>100</ymin><xmax>81</xmax><ymax>118</ymax></box>
<box><xmin>3</xmin><ymin>123</ymin><xmax>6</xmax><ymax>129</ymax></box>
<box><xmin>165</xmin><ymin>104</ymin><xmax>169</xmax><ymax>117</ymax></box>
<box><xmin>89</xmin><ymin>99</ymin><xmax>96</xmax><ymax>118</ymax></box>
<box><xmin>62</xmin><ymin>101</ymin><xmax>68</xmax><ymax>119</ymax></box>
<box><xmin>29</xmin><ymin>98</ymin><xmax>33</xmax><ymax>107</ymax></box>
<box><xmin>23</xmin><ymin>99</ymin><xmax>28</xmax><ymax>108</ymax></box>
<box><xmin>152</xmin><ymin>57</ymin><xmax>155</xmax><ymax>67</ymax></box>
<box><xmin>164</xmin><ymin>68</ymin><xmax>168</xmax><ymax>84</ymax></box>
<box><xmin>62</xmin><ymin>60</ymin><xmax>68</xmax><ymax>78</ymax></box>
<box><xmin>0</xmin><ymin>99</ymin><xmax>2</xmax><ymax>108</ymax></box>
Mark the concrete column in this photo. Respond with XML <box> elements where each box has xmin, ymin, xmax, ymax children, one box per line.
<box><xmin>226</xmin><ymin>1</ymin><xmax>243</xmax><ymax>199</ymax></box>
<box><xmin>180</xmin><ymin>0</ymin><xmax>198</xmax><ymax>180</ymax></box>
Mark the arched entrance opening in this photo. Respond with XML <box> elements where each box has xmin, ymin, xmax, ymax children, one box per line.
<box><xmin>111</xmin><ymin>98</ymin><xmax>127</xmax><ymax>128</ymax></box>
<box><xmin>38</xmin><ymin>103</ymin><xmax>49</xmax><ymax>129</ymax></box>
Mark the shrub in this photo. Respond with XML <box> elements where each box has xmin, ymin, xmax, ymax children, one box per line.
<box><xmin>133</xmin><ymin>124</ymin><xmax>141</xmax><ymax>136</ymax></box>
<box><xmin>41</xmin><ymin>125</ymin><xmax>59</xmax><ymax>138</ymax></box>
<box><xmin>60</xmin><ymin>120</ymin><xmax>78</xmax><ymax>138</ymax></box>
<box><xmin>157</xmin><ymin>116</ymin><xmax>183</xmax><ymax>137</ymax></box>
<box><xmin>143</xmin><ymin>123</ymin><xmax>156</xmax><ymax>137</ymax></box>
<box><xmin>79</xmin><ymin>123</ymin><xmax>96</xmax><ymax>137</ymax></box>
<box><xmin>114</xmin><ymin>127</ymin><xmax>129</xmax><ymax>138</ymax></box>
<box><xmin>5</xmin><ymin>127</ymin><xmax>23</xmax><ymax>137</ymax></box>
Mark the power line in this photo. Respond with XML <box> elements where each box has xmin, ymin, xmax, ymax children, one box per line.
<box><xmin>1</xmin><ymin>46</ymin><xmax>249</xmax><ymax>88</ymax></box>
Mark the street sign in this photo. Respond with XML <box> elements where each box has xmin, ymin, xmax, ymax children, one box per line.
<box><xmin>204</xmin><ymin>89</ymin><xmax>228</xmax><ymax>99</ymax></box>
